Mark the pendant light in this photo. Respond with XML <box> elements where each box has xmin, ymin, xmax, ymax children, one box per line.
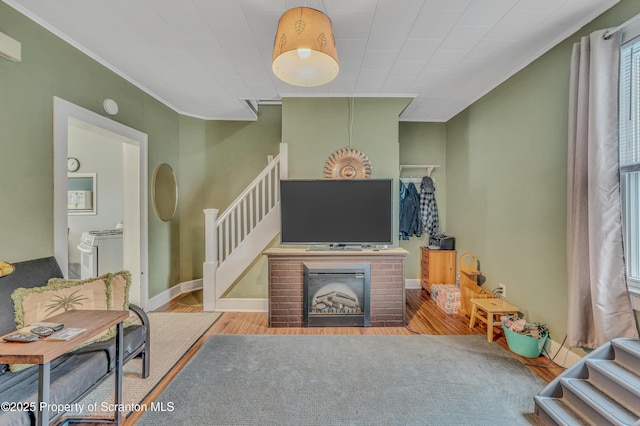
<box><xmin>272</xmin><ymin>7</ymin><xmax>339</xmax><ymax>87</ymax></box>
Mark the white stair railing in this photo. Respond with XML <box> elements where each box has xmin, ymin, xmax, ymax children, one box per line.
<box><xmin>203</xmin><ymin>143</ymin><xmax>288</xmax><ymax>311</ymax></box>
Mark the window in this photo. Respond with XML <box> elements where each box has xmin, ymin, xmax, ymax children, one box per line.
<box><xmin>620</xmin><ymin>39</ymin><xmax>640</xmax><ymax>294</ymax></box>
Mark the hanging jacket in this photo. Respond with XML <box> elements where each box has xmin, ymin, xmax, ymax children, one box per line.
<box><xmin>399</xmin><ymin>181</ymin><xmax>422</xmax><ymax>240</ymax></box>
<box><xmin>420</xmin><ymin>176</ymin><xmax>440</xmax><ymax>236</ymax></box>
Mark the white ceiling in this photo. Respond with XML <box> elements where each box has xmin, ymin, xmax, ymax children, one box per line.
<box><xmin>4</xmin><ymin>0</ymin><xmax>620</xmax><ymax>121</ymax></box>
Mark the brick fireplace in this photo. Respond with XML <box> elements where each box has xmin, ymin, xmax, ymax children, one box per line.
<box><xmin>265</xmin><ymin>248</ymin><xmax>407</xmax><ymax>327</ymax></box>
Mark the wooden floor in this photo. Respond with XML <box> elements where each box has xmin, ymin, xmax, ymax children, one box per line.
<box><xmin>122</xmin><ymin>288</ymin><xmax>564</xmax><ymax>425</ymax></box>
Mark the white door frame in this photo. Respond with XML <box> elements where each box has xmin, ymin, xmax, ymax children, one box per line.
<box><xmin>53</xmin><ymin>96</ymin><xmax>149</xmax><ymax>310</ymax></box>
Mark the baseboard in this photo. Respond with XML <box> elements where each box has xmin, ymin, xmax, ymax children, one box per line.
<box><xmin>405</xmin><ymin>278</ymin><xmax>421</xmax><ymax>289</ymax></box>
<box><xmin>148</xmin><ymin>278</ymin><xmax>203</xmax><ymax>311</ymax></box>
<box><xmin>544</xmin><ymin>337</ymin><xmax>583</xmax><ymax>369</ymax></box>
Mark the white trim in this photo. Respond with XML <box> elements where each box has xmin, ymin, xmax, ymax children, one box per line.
<box><xmin>543</xmin><ymin>338</ymin><xmax>583</xmax><ymax>369</ymax></box>
<box><xmin>620</xmin><ymin>14</ymin><xmax>640</xmax><ymax>44</ymax></box>
<box><xmin>629</xmin><ymin>288</ymin><xmax>640</xmax><ymax>310</ymax></box>
<box><xmin>405</xmin><ymin>278</ymin><xmax>421</xmax><ymax>289</ymax></box>
<box><xmin>147</xmin><ymin>278</ymin><xmax>203</xmax><ymax>312</ymax></box>
<box><xmin>53</xmin><ymin>96</ymin><xmax>149</xmax><ymax>310</ymax></box>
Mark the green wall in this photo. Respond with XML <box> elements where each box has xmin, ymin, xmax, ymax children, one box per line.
<box><xmin>200</xmin><ymin>106</ymin><xmax>282</xmax><ymax>298</ymax></box>
<box><xmin>282</xmin><ymin>97</ymin><xmax>410</xmax><ymax>180</ymax></box>
<box><xmin>0</xmin><ymin>0</ymin><xmax>283</xmax><ymax>300</ymax></box>
<box><xmin>204</xmin><ymin>106</ymin><xmax>282</xmax><ymax>212</ymax></box>
<box><xmin>178</xmin><ymin>116</ymin><xmax>206</xmax><ymax>282</ymax></box>
<box><xmin>5</xmin><ymin>0</ymin><xmax>640</xmax><ymax>333</ymax></box>
<box><xmin>225</xmin><ymin>97</ymin><xmax>412</xmax><ymax>298</ymax></box>
<box><xmin>283</xmin><ymin>97</ymin><xmax>411</xmax><ymax>246</ymax></box>
<box><xmin>0</xmin><ymin>2</ymin><xmax>181</xmax><ymax>298</ymax></box>
<box><xmin>177</xmin><ymin>108</ymin><xmax>283</xmax><ymax>286</ymax></box>
<box><xmin>399</xmin><ymin>122</ymin><xmax>447</xmax><ymax>280</ymax></box>
<box><xmin>445</xmin><ymin>0</ymin><xmax>640</xmax><ymax>344</ymax></box>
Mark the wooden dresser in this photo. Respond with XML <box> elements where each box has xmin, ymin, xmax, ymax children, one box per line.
<box><xmin>420</xmin><ymin>247</ymin><xmax>456</xmax><ymax>292</ymax></box>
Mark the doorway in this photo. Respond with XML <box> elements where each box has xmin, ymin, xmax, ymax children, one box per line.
<box><xmin>53</xmin><ymin>97</ymin><xmax>149</xmax><ymax>310</ymax></box>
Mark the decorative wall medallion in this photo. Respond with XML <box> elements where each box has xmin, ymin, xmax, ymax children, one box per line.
<box><xmin>323</xmin><ymin>147</ymin><xmax>372</xmax><ymax>179</ymax></box>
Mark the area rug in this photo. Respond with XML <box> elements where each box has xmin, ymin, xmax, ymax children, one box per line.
<box><xmin>68</xmin><ymin>312</ymin><xmax>220</xmax><ymax>419</ymax></box>
<box><xmin>136</xmin><ymin>334</ymin><xmax>545</xmax><ymax>425</ymax></box>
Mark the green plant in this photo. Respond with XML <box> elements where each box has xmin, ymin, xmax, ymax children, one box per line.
<box><xmin>44</xmin><ymin>290</ymin><xmax>89</xmax><ymax>314</ymax></box>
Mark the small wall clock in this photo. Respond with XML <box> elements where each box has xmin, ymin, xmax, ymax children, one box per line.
<box><xmin>67</xmin><ymin>157</ymin><xmax>80</xmax><ymax>172</ymax></box>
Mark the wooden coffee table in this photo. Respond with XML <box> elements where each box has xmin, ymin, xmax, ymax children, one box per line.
<box><xmin>0</xmin><ymin>310</ymin><xmax>129</xmax><ymax>426</ymax></box>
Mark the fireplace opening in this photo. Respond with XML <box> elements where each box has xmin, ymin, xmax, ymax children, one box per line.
<box><xmin>303</xmin><ymin>262</ymin><xmax>370</xmax><ymax>327</ymax></box>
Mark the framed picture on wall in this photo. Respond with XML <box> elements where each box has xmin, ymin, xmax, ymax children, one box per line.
<box><xmin>68</xmin><ymin>172</ymin><xmax>97</xmax><ymax>215</ymax></box>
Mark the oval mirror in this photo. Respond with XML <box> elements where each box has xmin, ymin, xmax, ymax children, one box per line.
<box><xmin>152</xmin><ymin>163</ymin><xmax>178</xmax><ymax>221</ymax></box>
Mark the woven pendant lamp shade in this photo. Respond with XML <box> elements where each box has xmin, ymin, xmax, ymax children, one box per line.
<box><xmin>272</xmin><ymin>7</ymin><xmax>339</xmax><ymax>87</ymax></box>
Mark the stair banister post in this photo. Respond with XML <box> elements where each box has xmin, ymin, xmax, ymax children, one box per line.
<box><xmin>203</xmin><ymin>208</ymin><xmax>219</xmax><ymax>312</ymax></box>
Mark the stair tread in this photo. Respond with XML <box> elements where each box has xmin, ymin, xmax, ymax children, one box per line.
<box><xmin>564</xmin><ymin>378</ymin><xmax>639</xmax><ymax>425</ymax></box>
<box><xmin>613</xmin><ymin>338</ymin><xmax>640</xmax><ymax>357</ymax></box>
<box><xmin>534</xmin><ymin>396</ymin><xmax>591</xmax><ymax>426</ymax></box>
<box><xmin>588</xmin><ymin>359</ymin><xmax>640</xmax><ymax>396</ymax></box>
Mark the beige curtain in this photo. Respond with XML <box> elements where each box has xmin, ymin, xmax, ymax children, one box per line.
<box><xmin>567</xmin><ymin>29</ymin><xmax>639</xmax><ymax>349</ymax></box>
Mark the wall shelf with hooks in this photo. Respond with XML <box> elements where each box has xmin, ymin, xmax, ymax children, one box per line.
<box><xmin>399</xmin><ymin>164</ymin><xmax>439</xmax><ymax>177</ymax></box>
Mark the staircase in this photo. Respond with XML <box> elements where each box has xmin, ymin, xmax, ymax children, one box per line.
<box><xmin>202</xmin><ymin>143</ymin><xmax>287</xmax><ymax>312</ymax></box>
<box><xmin>534</xmin><ymin>338</ymin><xmax>640</xmax><ymax>425</ymax></box>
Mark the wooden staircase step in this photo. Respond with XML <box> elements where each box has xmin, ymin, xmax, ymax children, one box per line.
<box><xmin>612</xmin><ymin>338</ymin><xmax>640</xmax><ymax>376</ymax></box>
<box><xmin>560</xmin><ymin>378</ymin><xmax>638</xmax><ymax>425</ymax></box>
<box><xmin>586</xmin><ymin>359</ymin><xmax>640</xmax><ymax>416</ymax></box>
<box><xmin>534</xmin><ymin>396</ymin><xmax>591</xmax><ymax>426</ymax></box>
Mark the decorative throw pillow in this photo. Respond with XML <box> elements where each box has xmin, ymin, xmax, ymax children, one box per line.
<box><xmin>108</xmin><ymin>271</ymin><xmax>139</xmax><ymax>327</ymax></box>
<box><xmin>9</xmin><ymin>275</ymin><xmax>110</xmax><ymax>372</ymax></box>
<box><xmin>108</xmin><ymin>271</ymin><xmax>131</xmax><ymax>311</ymax></box>
<box><xmin>12</xmin><ymin>275</ymin><xmax>110</xmax><ymax>329</ymax></box>
<box><xmin>48</xmin><ymin>272</ymin><xmax>134</xmax><ymax>348</ymax></box>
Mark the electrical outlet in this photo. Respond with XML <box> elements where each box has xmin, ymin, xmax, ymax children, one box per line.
<box><xmin>498</xmin><ymin>283</ymin><xmax>506</xmax><ymax>299</ymax></box>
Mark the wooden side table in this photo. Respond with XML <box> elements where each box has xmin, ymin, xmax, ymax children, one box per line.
<box><xmin>0</xmin><ymin>310</ymin><xmax>128</xmax><ymax>426</ymax></box>
<box><xmin>468</xmin><ymin>298</ymin><xmax>520</xmax><ymax>342</ymax></box>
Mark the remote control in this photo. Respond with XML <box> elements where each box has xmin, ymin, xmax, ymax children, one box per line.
<box><xmin>30</xmin><ymin>326</ymin><xmax>54</xmax><ymax>337</ymax></box>
<box><xmin>3</xmin><ymin>334</ymin><xmax>39</xmax><ymax>343</ymax></box>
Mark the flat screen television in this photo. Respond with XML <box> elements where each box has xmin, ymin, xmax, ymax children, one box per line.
<box><xmin>280</xmin><ymin>179</ymin><xmax>393</xmax><ymax>246</ymax></box>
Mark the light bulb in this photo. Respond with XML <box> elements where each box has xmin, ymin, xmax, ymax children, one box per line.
<box><xmin>297</xmin><ymin>48</ymin><xmax>311</xmax><ymax>60</ymax></box>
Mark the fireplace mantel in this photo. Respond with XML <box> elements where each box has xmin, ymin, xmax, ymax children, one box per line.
<box><xmin>264</xmin><ymin>247</ymin><xmax>408</xmax><ymax>327</ymax></box>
